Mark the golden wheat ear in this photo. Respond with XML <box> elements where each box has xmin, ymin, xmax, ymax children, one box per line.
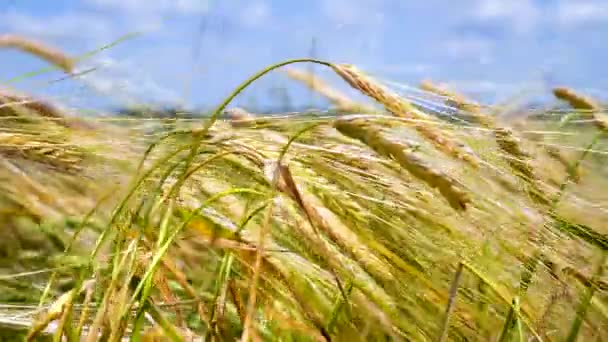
<box><xmin>420</xmin><ymin>80</ymin><xmax>494</xmax><ymax>127</ymax></box>
<box><xmin>225</xmin><ymin>107</ymin><xmax>256</xmax><ymax>127</ymax></box>
<box><xmin>331</xmin><ymin>63</ymin><xmax>482</xmax><ymax>168</ymax></box>
<box><xmin>553</xmin><ymin>86</ymin><xmax>608</xmax><ymax>132</ymax></box>
<box><xmin>0</xmin><ymin>34</ymin><xmax>74</xmax><ymax>73</ymax></box>
<box><xmin>284</xmin><ymin>68</ymin><xmax>374</xmax><ymax>113</ymax></box>
<box><xmin>419</xmin><ymin>79</ymin><xmax>556</xmax><ymax>201</ymax></box>
<box><xmin>334</xmin><ymin>117</ymin><xmax>470</xmax><ymax>211</ymax></box>
<box><xmin>553</xmin><ymin>87</ymin><xmax>600</xmax><ymax>111</ymax></box>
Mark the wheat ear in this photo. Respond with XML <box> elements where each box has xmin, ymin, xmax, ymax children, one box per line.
<box><xmin>418</xmin><ymin>81</ymin><xmax>533</xmax><ymax>170</ymax></box>
<box><xmin>331</xmin><ymin>64</ymin><xmax>481</xmax><ymax>168</ymax></box>
<box><xmin>334</xmin><ymin>117</ymin><xmax>470</xmax><ymax>211</ymax></box>
<box><xmin>284</xmin><ymin>68</ymin><xmax>375</xmax><ymax>113</ymax></box>
<box><xmin>0</xmin><ymin>133</ymin><xmax>82</xmax><ymax>172</ymax></box>
<box><xmin>553</xmin><ymin>87</ymin><xmax>608</xmax><ymax>133</ymax></box>
<box><xmin>420</xmin><ymin>80</ymin><xmax>552</xmax><ymax>203</ymax></box>
<box><xmin>0</xmin><ymin>89</ymin><xmax>92</xmax><ymax>129</ymax></box>
<box><xmin>0</xmin><ymin>34</ymin><xmax>74</xmax><ymax>73</ymax></box>
<box><xmin>225</xmin><ymin>107</ymin><xmax>256</xmax><ymax>127</ymax></box>
<box><xmin>419</xmin><ymin>80</ymin><xmax>494</xmax><ymax>127</ymax></box>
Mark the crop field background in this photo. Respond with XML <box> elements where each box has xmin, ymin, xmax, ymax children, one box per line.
<box><xmin>0</xmin><ymin>1</ymin><xmax>607</xmax><ymax>341</ymax></box>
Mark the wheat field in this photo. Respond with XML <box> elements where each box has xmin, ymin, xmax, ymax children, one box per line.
<box><xmin>0</xmin><ymin>34</ymin><xmax>606</xmax><ymax>342</ymax></box>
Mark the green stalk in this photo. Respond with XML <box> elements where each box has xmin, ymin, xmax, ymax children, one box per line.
<box><xmin>503</xmin><ymin>132</ymin><xmax>604</xmax><ymax>335</ymax></box>
<box><xmin>566</xmin><ymin>252</ymin><xmax>607</xmax><ymax>342</ymax></box>
<box><xmin>326</xmin><ymin>281</ymin><xmax>353</xmax><ymax>334</ymax></box>
<box><xmin>124</xmin><ymin>188</ymin><xmax>264</xmax><ymax>321</ymax></box>
<box><xmin>498</xmin><ymin>297</ymin><xmax>518</xmax><ymax>342</ymax></box>
<box><xmin>6</xmin><ymin>32</ymin><xmax>140</xmax><ymax>83</ymax></box>
<box><xmin>438</xmin><ymin>262</ymin><xmax>464</xmax><ymax>342</ymax></box>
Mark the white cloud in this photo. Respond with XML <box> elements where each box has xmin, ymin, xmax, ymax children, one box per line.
<box><xmin>444</xmin><ymin>37</ymin><xmax>494</xmax><ymax>64</ymax></box>
<box><xmin>0</xmin><ymin>9</ymin><xmax>163</xmax><ymax>43</ymax></box>
<box><xmin>446</xmin><ymin>80</ymin><xmax>519</xmax><ymax>93</ymax></box>
<box><xmin>320</xmin><ymin>0</ymin><xmax>386</xmax><ymax>28</ymax></box>
<box><xmin>238</xmin><ymin>1</ymin><xmax>272</xmax><ymax>28</ymax></box>
<box><xmin>556</xmin><ymin>1</ymin><xmax>608</xmax><ymax>27</ymax></box>
<box><xmin>374</xmin><ymin>64</ymin><xmax>436</xmax><ymax>75</ymax></box>
<box><xmin>0</xmin><ymin>11</ymin><xmax>113</xmax><ymax>40</ymax></box>
<box><xmin>76</xmin><ymin>56</ymin><xmax>183</xmax><ymax>106</ymax></box>
<box><xmin>85</xmin><ymin>0</ymin><xmax>211</xmax><ymax>14</ymax></box>
<box><xmin>472</xmin><ymin>0</ymin><xmax>541</xmax><ymax>34</ymax></box>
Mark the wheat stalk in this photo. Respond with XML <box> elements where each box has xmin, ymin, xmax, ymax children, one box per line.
<box><xmin>334</xmin><ymin>117</ymin><xmax>470</xmax><ymax>211</ymax></box>
<box><xmin>330</xmin><ymin>64</ymin><xmax>481</xmax><ymax>168</ymax></box>
<box><xmin>0</xmin><ymin>34</ymin><xmax>74</xmax><ymax>73</ymax></box>
<box><xmin>553</xmin><ymin>87</ymin><xmax>608</xmax><ymax>133</ymax></box>
<box><xmin>284</xmin><ymin>68</ymin><xmax>375</xmax><ymax>113</ymax></box>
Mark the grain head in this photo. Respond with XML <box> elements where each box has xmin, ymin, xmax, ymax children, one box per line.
<box><xmin>331</xmin><ymin>64</ymin><xmax>482</xmax><ymax>168</ymax></box>
<box><xmin>553</xmin><ymin>86</ymin><xmax>608</xmax><ymax>132</ymax></box>
<box><xmin>285</xmin><ymin>68</ymin><xmax>375</xmax><ymax>113</ymax></box>
<box><xmin>0</xmin><ymin>34</ymin><xmax>74</xmax><ymax>73</ymax></box>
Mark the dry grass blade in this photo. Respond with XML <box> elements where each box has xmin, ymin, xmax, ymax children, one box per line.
<box><xmin>0</xmin><ymin>34</ymin><xmax>74</xmax><ymax>73</ymax></box>
<box><xmin>331</xmin><ymin>64</ymin><xmax>481</xmax><ymax>168</ymax></box>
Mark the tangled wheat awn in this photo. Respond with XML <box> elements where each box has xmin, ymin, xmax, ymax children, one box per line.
<box><xmin>331</xmin><ymin>64</ymin><xmax>483</xmax><ymax>168</ymax></box>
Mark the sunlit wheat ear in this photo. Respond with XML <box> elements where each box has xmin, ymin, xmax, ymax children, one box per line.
<box><xmin>331</xmin><ymin>63</ymin><xmax>481</xmax><ymax>168</ymax></box>
<box><xmin>284</xmin><ymin>68</ymin><xmax>375</xmax><ymax>113</ymax></box>
<box><xmin>553</xmin><ymin>87</ymin><xmax>608</xmax><ymax>132</ymax></box>
<box><xmin>0</xmin><ymin>34</ymin><xmax>74</xmax><ymax>73</ymax></box>
<box><xmin>419</xmin><ymin>80</ymin><xmax>493</xmax><ymax>127</ymax></box>
<box><xmin>225</xmin><ymin>107</ymin><xmax>256</xmax><ymax>127</ymax></box>
<box><xmin>420</xmin><ymin>79</ymin><xmax>553</xmax><ymax>197</ymax></box>
<box><xmin>0</xmin><ymin>89</ymin><xmax>91</xmax><ymax>129</ymax></box>
<box><xmin>263</xmin><ymin>160</ymin><xmax>394</xmax><ymax>281</ymax></box>
<box><xmin>0</xmin><ymin>133</ymin><xmax>82</xmax><ymax>172</ymax></box>
<box><xmin>334</xmin><ymin>117</ymin><xmax>470</xmax><ymax>211</ymax></box>
<box><xmin>1</xmin><ymin>90</ymin><xmax>62</xmax><ymax>119</ymax></box>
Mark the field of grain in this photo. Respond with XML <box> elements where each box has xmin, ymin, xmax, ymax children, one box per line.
<box><xmin>0</xmin><ymin>34</ymin><xmax>606</xmax><ymax>341</ymax></box>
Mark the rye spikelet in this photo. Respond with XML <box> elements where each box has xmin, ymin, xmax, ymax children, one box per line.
<box><xmin>334</xmin><ymin>117</ymin><xmax>470</xmax><ymax>211</ymax></box>
<box><xmin>553</xmin><ymin>87</ymin><xmax>608</xmax><ymax>133</ymax></box>
<box><xmin>330</xmin><ymin>64</ymin><xmax>481</xmax><ymax>168</ymax></box>
<box><xmin>284</xmin><ymin>68</ymin><xmax>375</xmax><ymax>113</ymax></box>
<box><xmin>0</xmin><ymin>34</ymin><xmax>74</xmax><ymax>73</ymax></box>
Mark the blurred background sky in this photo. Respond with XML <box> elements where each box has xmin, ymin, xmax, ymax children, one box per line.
<box><xmin>1</xmin><ymin>0</ymin><xmax>607</xmax><ymax>113</ymax></box>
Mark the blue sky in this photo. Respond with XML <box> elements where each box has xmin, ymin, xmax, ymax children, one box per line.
<box><xmin>1</xmin><ymin>0</ymin><xmax>607</xmax><ymax>113</ymax></box>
